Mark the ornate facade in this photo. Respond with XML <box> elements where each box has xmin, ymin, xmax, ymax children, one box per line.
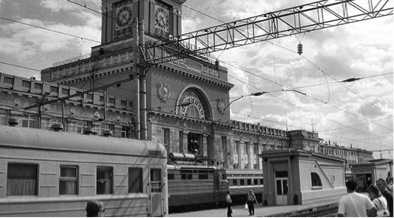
<box><xmin>0</xmin><ymin>0</ymin><xmax>375</xmax><ymax>173</ymax></box>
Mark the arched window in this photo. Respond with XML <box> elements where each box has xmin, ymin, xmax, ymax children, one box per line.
<box><xmin>311</xmin><ymin>172</ymin><xmax>322</xmax><ymax>188</ymax></box>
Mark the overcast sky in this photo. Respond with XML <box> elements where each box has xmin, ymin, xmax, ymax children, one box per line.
<box><xmin>0</xmin><ymin>0</ymin><xmax>392</xmax><ymax>158</ymax></box>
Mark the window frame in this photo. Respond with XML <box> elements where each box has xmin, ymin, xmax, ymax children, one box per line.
<box><xmin>128</xmin><ymin>167</ymin><xmax>143</xmax><ymax>193</ymax></box>
<box><xmin>59</xmin><ymin>165</ymin><xmax>79</xmax><ymax>195</ymax></box>
<box><xmin>7</xmin><ymin>163</ymin><xmax>38</xmax><ymax>196</ymax></box>
<box><xmin>311</xmin><ymin>172</ymin><xmax>323</xmax><ymax>189</ymax></box>
<box><xmin>96</xmin><ymin>166</ymin><xmax>113</xmax><ymax>195</ymax></box>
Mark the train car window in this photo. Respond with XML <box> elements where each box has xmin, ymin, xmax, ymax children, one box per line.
<box><xmin>97</xmin><ymin>166</ymin><xmax>113</xmax><ymax>194</ymax></box>
<box><xmin>59</xmin><ymin>166</ymin><xmax>78</xmax><ymax>195</ymax></box>
<box><xmin>168</xmin><ymin>173</ymin><xmax>175</xmax><ymax>180</ymax></box>
<box><xmin>7</xmin><ymin>163</ymin><xmax>38</xmax><ymax>196</ymax></box>
<box><xmin>198</xmin><ymin>170</ymin><xmax>208</xmax><ymax>180</ymax></box>
<box><xmin>247</xmin><ymin>179</ymin><xmax>252</xmax><ymax>185</ymax></box>
<box><xmin>128</xmin><ymin>168</ymin><xmax>143</xmax><ymax>193</ymax></box>
<box><xmin>180</xmin><ymin>169</ymin><xmax>192</xmax><ymax>180</ymax></box>
<box><xmin>150</xmin><ymin>168</ymin><xmax>162</xmax><ymax>193</ymax></box>
<box><xmin>240</xmin><ymin>179</ymin><xmax>245</xmax><ymax>186</ymax></box>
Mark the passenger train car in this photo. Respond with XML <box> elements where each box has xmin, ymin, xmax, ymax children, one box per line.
<box><xmin>226</xmin><ymin>169</ymin><xmax>263</xmax><ymax>204</ymax></box>
<box><xmin>0</xmin><ymin>125</ymin><xmax>168</xmax><ymax>217</ymax></box>
<box><xmin>167</xmin><ymin>153</ymin><xmax>229</xmax><ymax>213</ymax></box>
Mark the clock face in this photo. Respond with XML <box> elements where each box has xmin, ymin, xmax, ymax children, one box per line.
<box><xmin>116</xmin><ymin>6</ymin><xmax>132</xmax><ymax>28</ymax></box>
<box><xmin>154</xmin><ymin>4</ymin><xmax>170</xmax><ymax>37</ymax></box>
<box><xmin>114</xmin><ymin>3</ymin><xmax>133</xmax><ymax>39</ymax></box>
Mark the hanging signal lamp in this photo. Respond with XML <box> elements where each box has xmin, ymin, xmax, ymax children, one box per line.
<box><xmin>297</xmin><ymin>42</ymin><xmax>303</xmax><ymax>55</ymax></box>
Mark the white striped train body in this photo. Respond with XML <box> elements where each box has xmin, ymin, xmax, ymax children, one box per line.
<box><xmin>167</xmin><ymin>161</ymin><xmax>229</xmax><ymax>212</ymax></box>
<box><xmin>226</xmin><ymin>169</ymin><xmax>263</xmax><ymax>205</ymax></box>
<box><xmin>0</xmin><ymin>125</ymin><xmax>168</xmax><ymax>217</ymax></box>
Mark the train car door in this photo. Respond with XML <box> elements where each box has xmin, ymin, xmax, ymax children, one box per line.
<box><xmin>148</xmin><ymin>168</ymin><xmax>164</xmax><ymax>216</ymax></box>
<box><xmin>275</xmin><ymin>171</ymin><xmax>288</xmax><ymax>205</ymax></box>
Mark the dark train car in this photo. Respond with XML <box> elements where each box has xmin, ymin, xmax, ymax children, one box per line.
<box><xmin>226</xmin><ymin>169</ymin><xmax>263</xmax><ymax>205</ymax></box>
<box><xmin>0</xmin><ymin>125</ymin><xmax>168</xmax><ymax>217</ymax></box>
<box><xmin>167</xmin><ymin>153</ymin><xmax>229</xmax><ymax>213</ymax></box>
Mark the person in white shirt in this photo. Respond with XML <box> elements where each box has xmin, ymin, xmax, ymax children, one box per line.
<box><xmin>338</xmin><ymin>180</ymin><xmax>377</xmax><ymax>217</ymax></box>
<box><xmin>367</xmin><ymin>184</ymin><xmax>389</xmax><ymax>217</ymax></box>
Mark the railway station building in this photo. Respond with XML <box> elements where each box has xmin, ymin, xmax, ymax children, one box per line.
<box><xmin>0</xmin><ymin>0</ymin><xmax>380</xmax><ymax>206</ymax></box>
<box><xmin>1</xmin><ymin>0</ymin><xmax>374</xmax><ymax>171</ymax></box>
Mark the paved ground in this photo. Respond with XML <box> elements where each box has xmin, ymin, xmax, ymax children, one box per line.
<box><xmin>170</xmin><ymin>195</ymin><xmax>343</xmax><ymax>217</ymax></box>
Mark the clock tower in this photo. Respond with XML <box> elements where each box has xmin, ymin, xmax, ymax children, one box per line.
<box><xmin>99</xmin><ymin>0</ymin><xmax>185</xmax><ymax>48</ymax></box>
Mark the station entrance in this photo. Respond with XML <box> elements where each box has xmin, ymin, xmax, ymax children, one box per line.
<box><xmin>275</xmin><ymin>171</ymin><xmax>288</xmax><ymax>205</ymax></box>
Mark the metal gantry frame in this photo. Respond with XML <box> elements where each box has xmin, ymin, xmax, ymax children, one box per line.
<box><xmin>142</xmin><ymin>0</ymin><xmax>393</xmax><ymax>65</ymax></box>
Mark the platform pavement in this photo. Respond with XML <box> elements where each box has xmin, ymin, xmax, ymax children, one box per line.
<box><xmin>169</xmin><ymin>194</ymin><xmax>344</xmax><ymax>217</ymax></box>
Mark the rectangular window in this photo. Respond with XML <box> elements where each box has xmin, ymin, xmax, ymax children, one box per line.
<box><xmin>97</xmin><ymin>166</ymin><xmax>113</xmax><ymax>194</ymax></box>
<box><xmin>179</xmin><ymin>131</ymin><xmax>183</xmax><ymax>153</ymax></box>
<box><xmin>121</xmin><ymin>126</ymin><xmax>131</xmax><ymax>138</ymax></box>
<box><xmin>50</xmin><ymin>86</ymin><xmax>58</xmax><ymax>93</ymax></box>
<box><xmin>128</xmin><ymin>168</ymin><xmax>142</xmax><ymax>193</ymax></box>
<box><xmin>198</xmin><ymin>170</ymin><xmax>209</xmax><ymax>180</ymax></box>
<box><xmin>240</xmin><ymin>179</ymin><xmax>245</xmax><ymax>186</ymax></box>
<box><xmin>163</xmin><ymin>128</ymin><xmax>170</xmax><ymax>151</ymax></box>
<box><xmin>221</xmin><ymin>136</ymin><xmax>227</xmax><ymax>152</ymax></box>
<box><xmin>254</xmin><ymin>179</ymin><xmax>258</xmax><ymax>185</ymax></box>
<box><xmin>99</xmin><ymin>96</ymin><xmax>104</xmax><ymax>102</ymax></box>
<box><xmin>247</xmin><ymin>179</ymin><xmax>252</xmax><ymax>185</ymax></box>
<box><xmin>59</xmin><ymin>166</ymin><xmax>78</xmax><ymax>195</ymax></box>
<box><xmin>7</xmin><ymin>163</ymin><xmax>38</xmax><ymax>196</ymax></box>
<box><xmin>22</xmin><ymin>80</ymin><xmax>31</xmax><ymax>88</ymax></box>
<box><xmin>4</xmin><ymin>76</ymin><xmax>14</xmax><ymax>84</ymax></box>
<box><xmin>21</xmin><ymin>114</ymin><xmax>39</xmax><ymax>129</ymax></box>
<box><xmin>181</xmin><ymin>169</ymin><xmax>192</xmax><ymax>180</ymax></box>
<box><xmin>232</xmin><ymin>179</ymin><xmax>238</xmax><ymax>186</ymax></box>
<box><xmin>150</xmin><ymin>168</ymin><xmax>162</xmax><ymax>193</ymax></box>
<box><xmin>108</xmin><ymin>97</ymin><xmax>115</xmax><ymax>104</ymax></box>
<box><xmin>34</xmin><ymin>83</ymin><xmax>43</xmax><ymax>90</ymax></box>
<box><xmin>62</xmin><ymin>88</ymin><xmax>69</xmax><ymax>95</ymax></box>
<box><xmin>87</xmin><ymin>93</ymin><xmax>93</xmax><ymax>101</ymax></box>
<box><xmin>168</xmin><ymin>173</ymin><xmax>175</xmax><ymax>180</ymax></box>
<box><xmin>121</xmin><ymin>100</ymin><xmax>127</xmax><ymax>107</ymax></box>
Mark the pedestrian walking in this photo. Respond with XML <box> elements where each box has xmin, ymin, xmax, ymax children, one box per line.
<box><xmin>246</xmin><ymin>189</ymin><xmax>258</xmax><ymax>215</ymax></box>
<box><xmin>376</xmin><ymin>178</ymin><xmax>393</xmax><ymax>217</ymax></box>
<box><xmin>226</xmin><ymin>191</ymin><xmax>233</xmax><ymax>217</ymax></box>
<box><xmin>367</xmin><ymin>184</ymin><xmax>389</xmax><ymax>217</ymax></box>
<box><xmin>338</xmin><ymin>180</ymin><xmax>377</xmax><ymax>217</ymax></box>
<box><xmin>86</xmin><ymin>200</ymin><xmax>105</xmax><ymax>217</ymax></box>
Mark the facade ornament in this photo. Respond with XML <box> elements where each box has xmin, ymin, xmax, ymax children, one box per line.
<box><xmin>157</xmin><ymin>82</ymin><xmax>170</xmax><ymax>102</ymax></box>
<box><xmin>69</xmin><ymin>107</ymin><xmax>75</xmax><ymax>115</ymax></box>
<box><xmin>14</xmin><ymin>98</ymin><xmax>20</xmax><ymax>106</ymax></box>
<box><xmin>217</xmin><ymin>99</ymin><xmax>226</xmax><ymax>114</ymax></box>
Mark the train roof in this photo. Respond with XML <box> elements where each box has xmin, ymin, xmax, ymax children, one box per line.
<box><xmin>167</xmin><ymin>164</ymin><xmax>224</xmax><ymax>170</ymax></box>
<box><xmin>0</xmin><ymin>125</ymin><xmax>166</xmax><ymax>158</ymax></box>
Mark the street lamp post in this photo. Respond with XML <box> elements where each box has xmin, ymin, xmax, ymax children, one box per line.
<box><xmin>223</xmin><ymin>91</ymin><xmax>267</xmax><ymax>111</ymax></box>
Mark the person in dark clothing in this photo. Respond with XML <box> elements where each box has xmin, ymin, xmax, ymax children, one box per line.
<box><xmin>86</xmin><ymin>200</ymin><xmax>105</xmax><ymax>217</ymax></box>
<box><xmin>377</xmin><ymin>178</ymin><xmax>393</xmax><ymax>217</ymax></box>
<box><xmin>226</xmin><ymin>191</ymin><xmax>233</xmax><ymax>217</ymax></box>
<box><xmin>246</xmin><ymin>189</ymin><xmax>258</xmax><ymax>215</ymax></box>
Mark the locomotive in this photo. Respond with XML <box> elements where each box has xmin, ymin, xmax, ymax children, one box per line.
<box><xmin>167</xmin><ymin>152</ymin><xmax>229</xmax><ymax>213</ymax></box>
